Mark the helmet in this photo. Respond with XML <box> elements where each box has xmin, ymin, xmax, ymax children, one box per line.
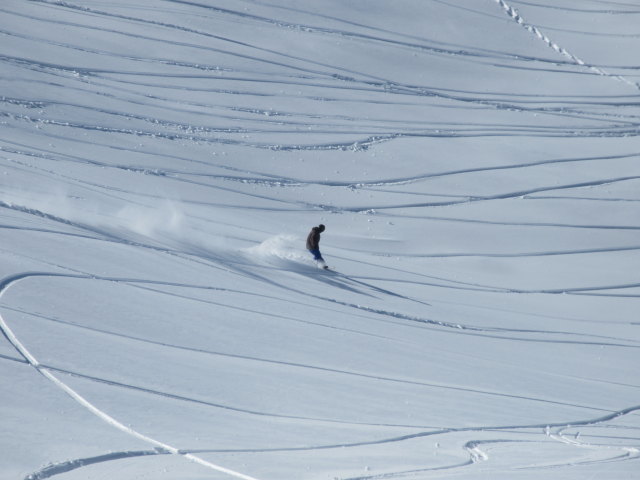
<box><xmin>318</xmin><ymin>224</ymin><xmax>325</xmax><ymax>232</ymax></box>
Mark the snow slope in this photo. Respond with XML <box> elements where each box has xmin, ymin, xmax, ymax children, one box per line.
<box><xmin>1</xmin><ymin>0</ymin><xmax>639</xmax><ymax>479</ymax></box>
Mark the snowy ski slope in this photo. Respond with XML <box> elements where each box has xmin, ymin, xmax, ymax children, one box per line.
<box><xmin>1</xmin><ymin>0</ymin><xmax>639</xmax><ymax>479</ymax></box>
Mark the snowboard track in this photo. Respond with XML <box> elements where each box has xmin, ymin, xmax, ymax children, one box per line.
<box><xmin>2</xmin><ymin>271</ymin><xmax>640</xmax><ymax>479</ymax></box>
<box><xmin>0</xmin><ymin>273</ymin><xmax>264</xmax><ymax>480</ymax></box>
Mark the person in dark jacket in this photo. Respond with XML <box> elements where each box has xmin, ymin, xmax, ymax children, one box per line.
<box><xmin>306</xmin><ymin>224</ymin><xmax>328</xmax><ymax>268</ymax></box>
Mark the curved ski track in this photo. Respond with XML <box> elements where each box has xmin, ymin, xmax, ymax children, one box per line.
<box><xmin>0</xmin><ymin>273</ymin><xmax>264</xmax><ymax>480</ymax></box>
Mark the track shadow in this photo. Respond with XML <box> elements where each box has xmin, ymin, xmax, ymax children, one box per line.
<box><xmin>267</xmin><ymin>257</ymin><xmax>378</xmax><ymax>297</ymax></box>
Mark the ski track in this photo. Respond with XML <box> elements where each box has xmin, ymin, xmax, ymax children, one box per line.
<box><xmin>24</xmin><ymin>450</ymin><xmax>168</xmax><ymax>480</ymax></box>
<box><xmin>2</xmin><ymin>300</ymin><xmax>626</xmax><ymax>422</ymax></box>
<box><xmin>2</xmin><ymin>0</ymin><xmax>640</xmax><ymax>150</ymax></box>
<box><xmin>494</xmin><ymin>0</ymin><xmax>640</xmax><ymax>90</ymax></box>
<box><xmin>2</xmin><ymin>204</ymin><xmax>638</xmax><ymax>345</ymax></box>
<box><xmin>2</xmin><ymin>256</ymin><xmax>639</xmax><ymax>476</ymax></box>
<box><xmin>3</xmin><ymin>140</ymin><xmax>640</xmax><ymax>233</ymax></box>
<box><xmin>2</xmin><ymin>1</ymin><xmax>639</xmax><ymax>478</ymax></box>
<box><xmin>507</xmin><ymin>0</ymin><xmax>640</xmax><ymax>15</ymax></box>
<box><xmin>0</xmin><ymin>273</ymin><xmax>265</xmax><ymax>480</ymax></box>
<box><xmin>2</xmin><ymin>200</ymin><xmax>639</xmax><ymax>346</ymax></box>
<box><xmin>2</xmin><ymin>270</ymin><xmax>639</xmax><ymax>477</ymax></box>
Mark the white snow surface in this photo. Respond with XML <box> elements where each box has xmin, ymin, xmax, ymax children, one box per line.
<box><xmin>1</xmin><ymin>1</ymin><xmax>639</xmax><ymax>479</ymax></box>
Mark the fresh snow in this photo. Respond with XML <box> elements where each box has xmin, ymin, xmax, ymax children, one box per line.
<box><xmin>1</xmin><ymin>0</ymin><xmax>639</xmax><ymax>479</ymax></box>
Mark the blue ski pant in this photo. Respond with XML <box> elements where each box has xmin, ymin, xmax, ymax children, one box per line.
<box><xmin>308</xmin><ymin>248</ymin><xmax>324</xmax><ymax>261</ymax></box>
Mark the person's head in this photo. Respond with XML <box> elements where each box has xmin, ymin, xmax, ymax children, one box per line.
<box><xmin>318</xmin><ymin>224</ymin><xmax>325</xmax><ymax>232</ymax></box>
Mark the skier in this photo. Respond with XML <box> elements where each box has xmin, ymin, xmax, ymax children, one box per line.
<box><xmin>306</xmin><ymin>224</ymin><xmax>328</xmax><ymax>269</ymax></box>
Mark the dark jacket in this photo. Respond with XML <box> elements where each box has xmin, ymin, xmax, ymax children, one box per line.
<box><xmin>306</xmin><ymin>227</ymin><xmax>322</xmax><ymax>250</ymax></box>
